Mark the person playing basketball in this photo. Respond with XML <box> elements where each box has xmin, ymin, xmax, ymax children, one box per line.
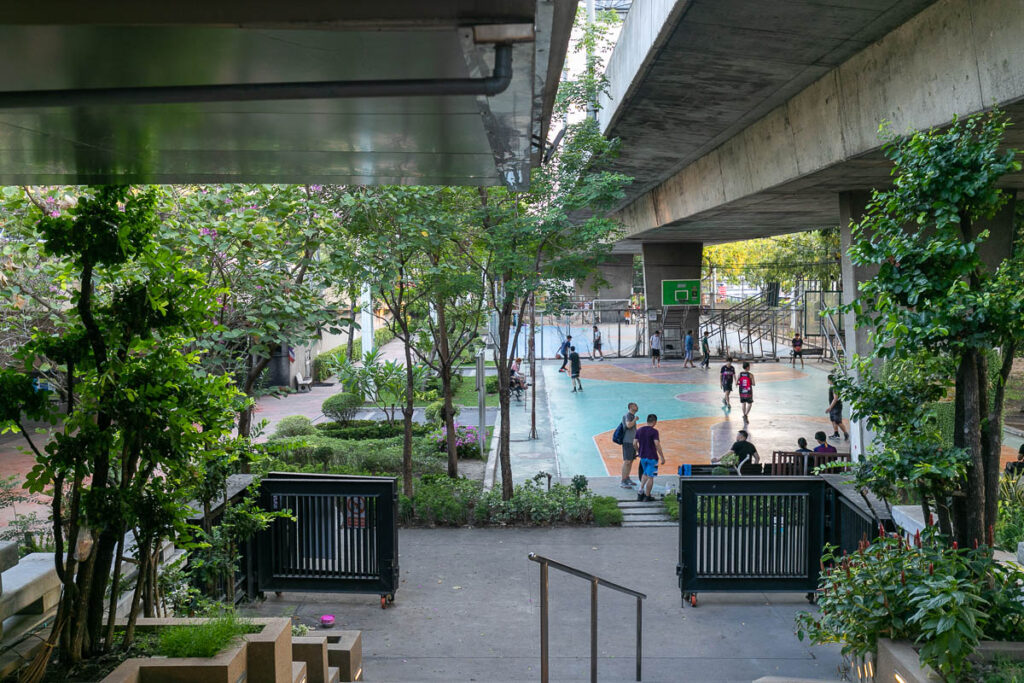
<box><xmin>737</xmin><ymin>362</ymin><xmax>755</xmax><ymax>422</ymax></box>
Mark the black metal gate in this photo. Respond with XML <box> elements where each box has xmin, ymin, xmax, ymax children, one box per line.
<box><xmin>677</xmin><ymin>477</ymin><xmax>825</xmax><ymax>605</ymax></box>
<box><xmin>255</xmin><ymin>472</ymin><xmax>399</xmax><ymax>606</ymax></box>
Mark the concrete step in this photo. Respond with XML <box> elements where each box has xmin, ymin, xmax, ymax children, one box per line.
<box><xmin>617</xmin><ymin>501</ymin><xmax>665</xmax><ymax>509</ymax></box>
<box><xmin>622</xmin><ymin>515</ymin><xmax>673</xmax><ymax>524</ymax></box>
<box><xmin>621</xmin><ymin>520</ymin><xmax>677</xmax><ymax>527</ymax></box>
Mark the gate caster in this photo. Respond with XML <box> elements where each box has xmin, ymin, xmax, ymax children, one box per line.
<box><xmin>386</xmin><ymin>593</ymin><xmax>395</xmax><ymax>606</ymax></box>
<box><xmin>381</xmin><ymin>596</ymin><xmax>387</xmax><ymax>609</ymax></box>
<box><xmin>805</xmin><ymin>592</ymin><xmax>816</xmax><ymax>605</ymax></box>
<box><xmin>689</xmin><ymin>593</ymin><xmax>698</xmax><ymax>608</ymax></box>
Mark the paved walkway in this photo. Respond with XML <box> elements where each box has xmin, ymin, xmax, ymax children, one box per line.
<box><xmin>242</xmin><ymin>526</ymin><xmax>844</xmax><ymax>682</ymax></box>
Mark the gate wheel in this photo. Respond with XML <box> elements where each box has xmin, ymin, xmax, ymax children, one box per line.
<box><xmin>386</xmin><ymin>593</ymin><xmax>395</xmax><ymax>605</ymax></box>
<box><xmin>381</xmin><ymin>595</ymin><xmax>387</xmax><ymax>609</ymax></box>
<box><xmin>805</xmin><ymin>592</ymin><xmax>816</xmax><ymax>605</ymax></box>
<box><xmin>689</xmin><ymin>594</ymin><xmax>698</xmax><ymax>608</ymax></box>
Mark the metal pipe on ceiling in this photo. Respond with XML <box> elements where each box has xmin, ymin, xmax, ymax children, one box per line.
<box><xmin>0</xmin><ymin>43</ymin><xmax>513</xmax><ymax>109</ymax></box>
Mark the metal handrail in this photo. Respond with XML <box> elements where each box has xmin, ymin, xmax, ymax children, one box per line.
<box><xmin>821</xmin><ymin>311</ymin><xmax>846</xmax><ymax>369</ymax></box>
<box><xmin>528</xmin><ymin>553</ymin><xmax>646</xmax><ymax>682</ymax></box>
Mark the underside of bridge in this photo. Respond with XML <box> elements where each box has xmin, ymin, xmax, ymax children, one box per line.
<box><xmin>601</xmin><ymin>0</ymin><xmax>1024</xmax><ymax>244</ymax></box>
<box><xmin>0</xmin><ymin>1</ymin><xmax>576</xmax><ymax>188</ymax></box>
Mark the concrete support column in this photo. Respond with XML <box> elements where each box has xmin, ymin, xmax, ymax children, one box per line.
<box><xmin>575</xmin><ymin>252</ymin><xmax>634</xmax><ymax>301</ymax></box>
<box><xmin>839</xmin><ymin>191</ymin><xmax>875</xmax><ymax>461</ymax></box>
<box><xmin>641</xmin><ymin>241</ymin><xmax>703</xmax><ymax>333</ymax></box>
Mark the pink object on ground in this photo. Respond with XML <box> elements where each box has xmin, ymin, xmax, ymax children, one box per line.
<box><xmin>320</xmin><ymin>615</ymin><xmax>335</xmax><ymax>628</ymax></box>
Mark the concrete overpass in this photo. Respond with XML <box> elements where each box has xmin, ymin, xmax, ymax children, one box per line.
<box><xmin>0</xmin><ymin>1</ymin><xmax>576</xmax><ymax>188</ymax></box>
<box><xmin>587</xmin><ymin>0</ymin><xmax>1024</xmax><ymax>457</ymax></box>
<box><xmin>601</xmin><ymin>0</ymin><xmax>1024</xmax><ymax>243</ymax></box>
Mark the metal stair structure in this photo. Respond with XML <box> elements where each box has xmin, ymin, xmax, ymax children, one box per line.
<box><xmin>699</xmin><ymin>292</ymin><xmax>784</xmax><ymax>360</ymax></box>
<box><xmin>820</xmin><ymin>311</ymin><xmax>846</xmax><ymax>368</ymax></box>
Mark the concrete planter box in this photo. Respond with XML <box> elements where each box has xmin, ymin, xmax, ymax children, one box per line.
<box><xmin>102</xmin><ymin>617</ymin><xmax>293</xmax><ymax>683</ymax></box>
<box><xmin>873</xmin><ymin>638</ymin><xmax>1024</xmax><ymax>682</ymax></box>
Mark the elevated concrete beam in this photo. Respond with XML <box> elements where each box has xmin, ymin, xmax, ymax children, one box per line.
<box><xmin>618</xmin><ymin>0</ymin><xmax>1024</xmax><ymax>242</ymax></box>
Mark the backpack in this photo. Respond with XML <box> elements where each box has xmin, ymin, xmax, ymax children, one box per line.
<box><xmin>611</xmin><ymin>421</ymin><xmax>625</xmax><ymax>445</ymax></box>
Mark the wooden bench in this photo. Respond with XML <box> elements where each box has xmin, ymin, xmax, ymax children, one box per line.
<box><xmin>295</xmin><ymin>372</ymin><xmax>314</xmax><ymax>393</ymax></box>
<box><xmin>770</xmin><ymin>450</ymin><xmax>850</xmax><ymax>476</ymax></box>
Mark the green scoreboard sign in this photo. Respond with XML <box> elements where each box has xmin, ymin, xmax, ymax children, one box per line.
<box><xmin>661</xmin><ymin>279</ymin><xmax>701</xmax><ymax>305</ymax></box>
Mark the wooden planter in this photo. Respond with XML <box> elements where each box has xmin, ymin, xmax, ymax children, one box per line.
<box><xmin>103</xmin><ymin>617</ymin><xmax>295</xmax><ymax>683</ymax></box>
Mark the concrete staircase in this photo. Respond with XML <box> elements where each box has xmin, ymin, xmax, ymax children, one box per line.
<box><xmin>618</xmin><ymin>500</ymin><xmax>675</xmax><ymax>527</ymax></box>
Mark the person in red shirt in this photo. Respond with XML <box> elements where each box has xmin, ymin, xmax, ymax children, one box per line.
<box><xmin>737</xmin><ymin>362</ymin><xmax>755</xmax><ymax>423</ymax></box>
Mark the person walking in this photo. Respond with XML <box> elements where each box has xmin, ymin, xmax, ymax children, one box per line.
<box><xmin>826</xmin><ymin>374</ymin><xmax>849</xmax><ymax>441</ymax></box>
<box><xmin>557</xmin><ymin>335</ymin><xmax>572</xmax><ymax>373</ymax></box>
<box><xmin>791</xmin><ymin>331</ymin><xmax>804</xmax><ymax>369</ymax></box>
<box><xmin>683</xmin><ymin>330</ymin><xmax>695</xmax><ymax>368</ymax></box>
<box><xmin>700</xmin><ymin>331</ymin><xmax>711</xmax><ymax>369</ymax></box>
<box><xmin>650</xmin><ymin>330</ymin><xmax>662</xmax><ymax>367</ymax></box>
<box><xmin>633</xmin><ymin>414</ymin><xmax>665</xmax><ymax>502</ymax></box>
<box><xmin>737</xmin><ymin>362</ymin><xmax>755</xmax><ymax>422</ymax></box>
<box><xmin>592</xmin><ymin>325</ymin><xmax>604</xmax><ymax>361</ymax></box>
<box><xmin>813</xmin><ymin>431</ymin><xmax>837</xmax><ymax>453</ymax></box>
<box><xmin>619</xmin><ymin>402</ymin><xmax>639</xmax><ymax>488</ymax></box>
<box><xmin>569</xmin><ymin>346</ymin><xmax>583</xmax><ymax>392</ymax></box>
<box><xmin>720</xmin><ymin>357</ymin><xmax>736</xmax><ymax>410</ymax></box>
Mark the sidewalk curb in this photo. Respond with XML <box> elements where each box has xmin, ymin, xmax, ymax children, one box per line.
<box><xmin>1006</xmin><ymin>425</ymin><xmax>1024</xmax><ymax>439</ymax></box>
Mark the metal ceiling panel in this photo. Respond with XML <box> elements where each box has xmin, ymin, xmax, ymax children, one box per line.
<box><xmin>0</xmin><ymin>1</ymin><xmax>579</xmax><ymax>187</ymax></box>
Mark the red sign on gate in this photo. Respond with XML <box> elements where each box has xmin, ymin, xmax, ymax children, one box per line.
<box><xmin>345</xmin><ymin>497</ymin><xmax>367</xmax><ymax>528</ymax></box>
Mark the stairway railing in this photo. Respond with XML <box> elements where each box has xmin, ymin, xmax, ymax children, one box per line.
<box><xmin>528</xmin><ymin>552</ymin><xmax>646</xmax><ymax>682</ymax></box>
<box><xmin>821</xmin><ymin>311</ymin><xmax>846</xmax><ymax>369</ymax></box>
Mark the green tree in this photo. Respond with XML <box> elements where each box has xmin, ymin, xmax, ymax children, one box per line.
<box><xmin>477</xmin><ymin>9</ymin><xmax>630</xmax><ymax>499</ymax></box>
<box><xmin>842</xmin><ymin>111</ymin><xmax>1024</xmax><ymax>546</ymax></box>
<box><xmin>0</xmin><ymin>186</ymin><xmax>243</xmax><ymax>663</ymax></box>
<box><xmin>164</xmin><ymin>184</ymin><xmax>356</xmax><ymax>437</ymax></box>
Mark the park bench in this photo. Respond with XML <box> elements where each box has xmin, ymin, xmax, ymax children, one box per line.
<box><xmin>295</xmin><ymin>372</ymin><xmax>314</xmax><ymax>393</ymax></box>
<box><xmin>770</xmin><ymin>450</ymin><xmax>850</xmax><ymax>476</ymax></box>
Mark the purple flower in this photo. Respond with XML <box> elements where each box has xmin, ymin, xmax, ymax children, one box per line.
<box><xmin>49</xmin><ymin>210</ymin><xmax>60</xmax><ymax>217</ymax></box>
<box><xmin>200</xmin><ymin>227</ymin><xmax>218</xmax><ymax>238</ymax></box>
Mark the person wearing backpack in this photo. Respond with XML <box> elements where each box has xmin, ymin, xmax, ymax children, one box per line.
<box><xmin>614</xmin><ymin>402</ymin><xmax>639</xmax><ymax>488</ymax></box>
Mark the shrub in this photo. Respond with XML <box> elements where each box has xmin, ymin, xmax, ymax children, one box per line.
<box><xmin>485</xmin><ymin>375</ymin><xmax>499</xmax><ymax>394</ymax></box>
<box><xmin>424</xmin><ymin>400</ymin><xmax>461</xmax><ymax>425</ymax></box>
<box><xmin>996</xmin><ymin>472</ymin><xmax>1024</xmax><ymax>551</ymax></box>
<box><xmin>315</xmin><ymin>421</ymin><xmax>431</xmax><ymax>440</ymax></box>
<box><xmin>322</xmin><ymin>392</ymin><xmax>363</xmax><ymax>425</ymax></box>
<box><xmin>796</xmin><ymin>528</ymin><xmax>1024</xmax><ymax>680</ymax></box>
<box><xmin>267</xmin><ymin>434</ymin><xmax>444</xmax><ymax>477</ymax></box>
<box><xmin>428</xmin><ymin>422</ymin><xmax>483</xmax><ymax>459</ymax></box>
<box><xmin>272</xmin><ymin>415</ymin><xmax>316</xmax><ymax>438</ymax></box>
<box><xmin>592</xmin><ymin>497</ymin><xmax>623</xmax><ymax>526</ymax></box>
<box><xmin>401</xmin><ymin>477</ymin><xmax>606</xmax><ymax>527</ymax></box>
<box><xmin>157</xmin><ymin>613</ymin><xmax>257</xmax><ymax>658</ymax></box>
<box><xmin>663</xmin><ymin>494</ymin><xmax>679</xmax><ymax>521</ymax></box>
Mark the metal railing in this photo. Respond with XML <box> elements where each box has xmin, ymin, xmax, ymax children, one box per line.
<box><xmin>528</xmin><ymin>553</ymin><xmax>646</xmax><ymax>682</ymax></box>
<box><xmin>821</xmin><ymin>311</ymin><xmax>846</xmax><ymax>368</ymax></box>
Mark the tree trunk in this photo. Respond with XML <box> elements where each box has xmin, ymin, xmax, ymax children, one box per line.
<box><xmin>985</xmin><ymin>342</ymin><xmax>1016</xmax><ymax>543</ymax></box>
<box><xmin>955</xmin><ymin>350</ymin><xmax>986</xmax><ymax>547</ymax></box>
<box><xmin>495</xmin><ymin>301</ymin><xmax>514</xmax><ymax>500</ymax></box>
<box><xmin>434</xmin><ymin>302</ymin><xmax>460</xmax><ymax>478</ymax></box>
<box><xmin>401</xmin><ymin>336</ymin><xmax>416</xmax><ymax>497</ymax></box>
<box><xmin>441</xmin><ymin>372</ymin><xmax>459</xmax><ymax>478</ymax></box>
<box><xmin>239</xmin><ymin>353</ymin><xmax>274</xmax><ymax>438</ymax></box>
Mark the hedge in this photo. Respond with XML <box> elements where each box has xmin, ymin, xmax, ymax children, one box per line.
<box><xmin>315</xmin><ymin>421</ymin><xmax>432</xmax><ymax>440</ymax></box>
<box><xmin>267</xmin><ymin>434</ymin><xmax>443</xmax><ymax>476</ymax></box>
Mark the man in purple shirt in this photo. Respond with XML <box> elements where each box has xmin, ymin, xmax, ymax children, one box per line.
<box><xmin>633</xmin><ymin>414</ymin><xmax>666</xmax><ymax>502</ymax></box>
